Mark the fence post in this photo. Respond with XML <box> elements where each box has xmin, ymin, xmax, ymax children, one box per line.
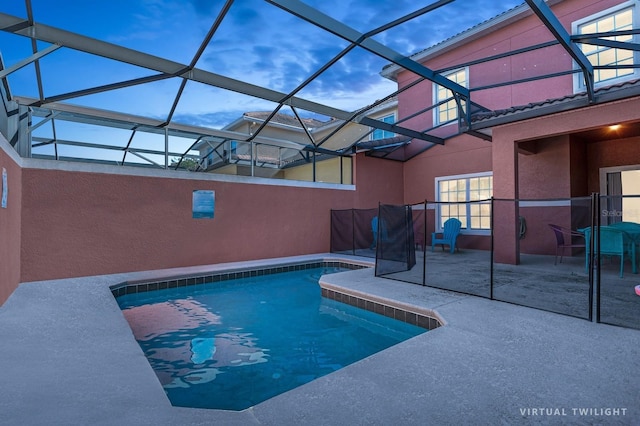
<box><xmin>422</xmin><ymin>200</ymin><xmax>427</xmax><ymax>286</ymax></box>
<box><xmin>376</xmin><ymin>202</ymin><xmax>381</xmax><ymax>260</ymax></box>
<box><xmin>330</xmin><ymin>210</ymin><xmax>334</xmax><ymax>254</ymax></box>
<box><xmin>587</xmin><ymin>192</ymin><xmax>601</xmax><ymax>323</ymax></box>
<box><xmin>588</xmin><ymin>194</ymin><xmax>595</xmax><ymax>322</ymax></box>
<box><xmin>351</xmin><ymin>209</ymin><xmax>355</xmax><ymax>256</ymax></box>
<box><xmin>490</xmin><ymin>197</ymin><xmax>495</xmax><ymax>300</ymax></box>
<box><xmin>595</xmin><ymin>193</ymin><xmax>601</xmax><ymax>323</ymax></box>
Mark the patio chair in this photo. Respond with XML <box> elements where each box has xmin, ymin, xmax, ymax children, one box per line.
<box><xmin>431</xmin><ymin>218</ymin><xmax>461</xmax><ymax>254</ymax></box>
<box><xmin>584</xmin><ymin>226</ymin><xmax>637</xmax><ymax>278</ymax></box>
<box><xmin>370</xmin><ymin>216</ymin><xmax>389</xmax><ymax>249</ymax></box>
<box><xmin>548</xmin><ymin>224</ymin><xmax>586</xmax><ymax>265</ymax></box>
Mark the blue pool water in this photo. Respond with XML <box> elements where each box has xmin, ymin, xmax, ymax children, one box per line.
<box><xmin>116</xmin><ymin>267</ymin><xmax>425</xmax><ymax>411</ymax></box>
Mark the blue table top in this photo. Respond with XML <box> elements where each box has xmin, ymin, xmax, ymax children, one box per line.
<box><xmin>579</xmin><ymin>222</ymin><xmax>640</xmax><ymax>242</ymax></box>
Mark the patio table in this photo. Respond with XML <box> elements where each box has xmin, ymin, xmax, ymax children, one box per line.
<box><xmin>579</xmin><ymin>222</ymin><xmax>640</xmax><ymax>244</ymax></box>
<box><xmin>610</xmin><ymin>222</ymin><xmax>640</xmax><ymax>267</ymax></box>
<box><xmin>608</xmin><ymin>221</ymin><xmax>640</xmax><ymax>241</ymax></box>
<box><xmin>579</xmin><ymin>224</ymin><xmax>640</xmax><ymax>275</ymax></box>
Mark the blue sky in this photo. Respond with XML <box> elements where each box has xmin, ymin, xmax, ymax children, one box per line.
<box><xmin>1</xmin><ymin>0</ymin><xmax>525</xmax><ymax>131</ymax></box>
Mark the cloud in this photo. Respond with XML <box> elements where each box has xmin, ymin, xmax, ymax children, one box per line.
<box><xmin>372</xmin><ymin>0</ymin><xmax>524</xmax><ymax>55</ymax></box>
<box><xmin>173</xmin><ymin>111</ymin><xmax>241</xmax><ymax>130</ymax></box>
<box><xmin>186</xmin><ymin>0</ymin><xmax>224</xmax><ymax>16</ymax></box>
<box><xmin>1</xmin><ymin>0</ymin><xmax>525</xmax><ymax>132</ymax></box>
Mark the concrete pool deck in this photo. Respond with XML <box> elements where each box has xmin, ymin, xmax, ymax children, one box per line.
<box><xmin>1</xmin><ymin>253</ymin><xmax>639</xmax><ymax>425</ymax></box>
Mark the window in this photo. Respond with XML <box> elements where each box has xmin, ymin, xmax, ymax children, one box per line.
<box><xmin>371</xmin><ymin>114</ymin><xmax>395</xmax><ymax>140</ymax></box>
<box><xmin>433</xmin><ymin>68</ymin><xmax>467</xmax><ymax>125</ymax></box>
<box><xmin>601</xmin><ymin>165</ymin><xmax>640</xmax><ymax>224</ymax></box>
<box><xmin>574</xmin><ymin>1</ymin><xmax>637</xmax><ymax>89</ymax></box>
<box><xmin>436</xmin><ymin>173</ymin><xmax>492</xmax><ymax>233</ymax></box>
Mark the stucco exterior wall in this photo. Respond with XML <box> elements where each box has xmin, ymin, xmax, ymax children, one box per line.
<box><xmin>403</xmin><ymin>133</ymin><xmax>493</xmax><ymax>203</ymax></box>
<box><xmin>518</xmin><ymin>135</ymin><xmax>572</xmax><ymax>199</ymax></box>
<box><xmin>519</xmin><ymin>206</ymin><xmax>574</xmax><ymax>255</ymax></box>
<box><xmin>491</xmin><ymin>96</ymin><xmax>640</xmax><ymax>261</ymax></box>
<box><xmin>0</xmin><ymin>136</ymin><xmax>22</xmax><ymax>305</ymax></box>
<box><xmin>395</xmin><ymin>0</ymin><xmax>628</xmax><ymax>133</ymax></box>
<box><xmin>401</xmin><ymin>88</ymin><xmax>640</xmax><ymax>261</ymax></box>
<box><xmin>352</xmin><ymin>153</ymin><xmax>404</xmax><ymax>208</ymax></box>
<box><xmin>17</xmin><ymin>153</ymin><xmax>401</xmax><ymax>284</ymax></box>
<box><xmin>587</xmin><ymin>136</ymin><xmax>640</xmax><ymax>193</ymax></box>
<box><xmin>492</xmin><ymin>96</ymin><xmax>640</xmax><ymax>203</ymax></box>
<box><xmin>569</xmin><ymin>138</ymin><xmax>589</xmax><ymax>197</ymax></box>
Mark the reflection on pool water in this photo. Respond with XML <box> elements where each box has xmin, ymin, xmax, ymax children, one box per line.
<box><xmin>116</xmin><ymin>267</ymin><xmax>425</xmax><ymax>411</ymax></box>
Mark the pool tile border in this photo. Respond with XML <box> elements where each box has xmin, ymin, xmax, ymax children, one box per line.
<box><xmin>319</xmin><ymin>283</ymin><xmax>443</xmax><ymax>331</ymax></box>
<box><xmin>109</xmin><ymin>261</ymin><xmax>367</xmax><ymax>298</ymax></box>
<box><xmin>321</xmin><ymin>288</ymin><xmax>441</xmax><ymax>330</ymax></box>
<box><xmin>110</xmin><ymin>259</ymin><xmax>441</xmax><ymax>331</ymax></box>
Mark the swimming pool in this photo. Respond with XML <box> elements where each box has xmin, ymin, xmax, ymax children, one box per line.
<box><xmin>116</xmin><ymin>266</ymin><xmax>426</xmax><ymax>411</ymax></box>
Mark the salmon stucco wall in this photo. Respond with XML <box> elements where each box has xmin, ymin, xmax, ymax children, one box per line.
<box><xmin>518</xmin><ymin>135</ymin><xmax>572</xmax><ymax>199</ymax></box>
<box><xmin>587</xmin><ymin>136</ymin><xmax>640</xmax><ymax>193</ymax></box>
<box><xmin>490</xmin><ymin>96</ymin><xmax>640</xmax><ymax>262</ymax></box>
<box><xmin>395</xmin><ymin>0</ymin><xmax>625</xmax><ymax>132</ymax></box>
<box><xmin>352</xmin><ymin>153</ymin><xmax>405</xmax><ymax>208</ymax></box>
<box><xmin>402</xmin><ymin>133</ymin><xmax>493</xmax><ymax>204</ymax></box>
<box><xmin>517</xmin><ymin>137</ymin><xmax>577</xmax><ymax>255</ymax></box>
<box><xmin>0</xmin><ymin>136</ymin><xmax>22</xmax><ymax>305</ymax></box>
<box><xmin>401</xmin><ymin>134</ymin><xmax>493</xmax><ymax>251</ymax></box>
<box><xmin>18</xmin><ymin>153</ymin><xmax>403</xmax><ymax>283</ymax></box>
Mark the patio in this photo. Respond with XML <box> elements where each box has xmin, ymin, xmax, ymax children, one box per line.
<box><xmin>381</xmin><ymin>248</ymin><xmax>640</xmax><ymax>329</ymax></box>
<box><xmin>2</xmin><ymin>1</ymin><xmax>640</xmax><ymax>423</ymax></box>
<box><xmin>0</xmin><ymin>253</ymin><xmax>638</xmax><ymax>425</ymax></box>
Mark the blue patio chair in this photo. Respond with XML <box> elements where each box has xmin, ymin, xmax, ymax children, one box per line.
<box><xmin>371</xmin><ymin>216</ymin><xmax>389</xmax><ymax>249</ymax></box>
<box><xmin>431</xmin><ymin>218</ymin><xmax>462</xmax><ymax>254</ymax></box>
<box><xmin>584</xmin><ymin>226</ymin><xmax>637</xmax><ymax>278</ymax></box>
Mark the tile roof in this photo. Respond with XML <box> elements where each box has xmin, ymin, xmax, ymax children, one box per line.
<box><xmin>471</xmin><ymin>79</ymin><xmax>640</xmax><ymax>126</ymax></box>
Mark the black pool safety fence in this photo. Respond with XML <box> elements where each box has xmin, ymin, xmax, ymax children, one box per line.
<box><xmin>330</xmin><ymin>194</ymin><xmax>640</xmax><ymax>330</ymax></box>
<box><xmin>330</xmin><ymin>207</ymin><xmax>379</xmax><ymax>258</ymax></box>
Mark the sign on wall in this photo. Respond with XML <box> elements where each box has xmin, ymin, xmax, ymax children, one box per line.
<box><xmin>1</xmin><ymin>168</ymin><xmax>6</xmax><ymax>208</ymax></box>
<box><xmin>192</xmin><ymin>190</ymin><xmax>215</xmax><ymax>219</ymax></box>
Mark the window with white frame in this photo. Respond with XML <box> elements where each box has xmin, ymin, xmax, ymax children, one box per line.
<box><xmin>573</xmin><ymin>1</ymin><xmax>637</xmax><ymax>89</ymax></box>
<box><xmin>600</xmin><ymin>165</ymin><xmax>640</xmax><ymax>224</ymax></box>
<box><xmin>371</xmin><ymin>114</ymin><xmax>395</xmax><ymax>140</ymax></box>
<box><xmin>436</xmin><ymin>172</ymin><xmax>492</xmax><ymax>232</ymax></box>
<box><xmin>433</xmin><ymin>68</ymin><xmax>467</xmax><ymax>125</ymax></box>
